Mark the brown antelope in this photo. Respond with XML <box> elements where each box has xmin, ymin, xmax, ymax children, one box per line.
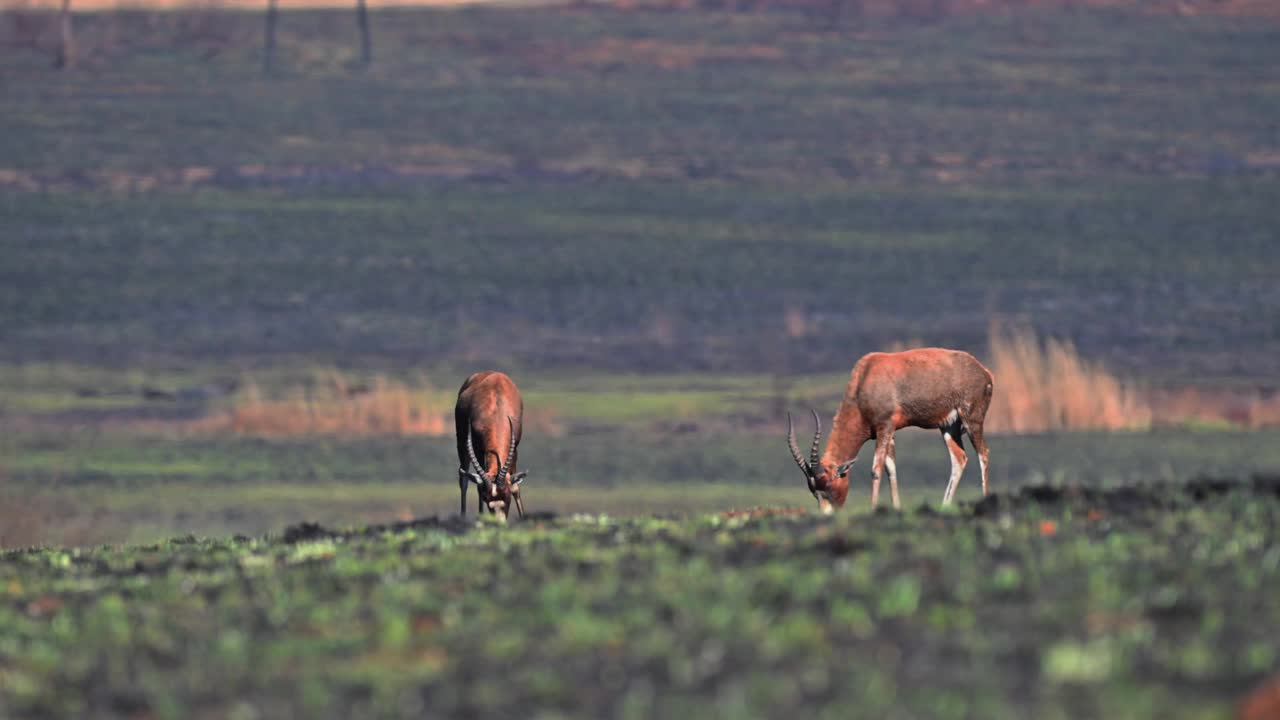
<box><xmin>454</xmin><ymin>371</ymin><xmax>528</xmax><ymax>520</ymax></box>
<box><xmin>787</xmin><ymin>348</ymin><xmax>993</xmax><ymax>513</ymax></box>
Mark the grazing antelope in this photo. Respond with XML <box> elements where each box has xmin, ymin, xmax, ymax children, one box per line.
<box><xmin>787</xmin><ymin>348</ymin><xmax>993</xmax><ymax>513</ymax></box>
<box><xmin>454</xmin><ymin>371</ymin><xmax>528</xmax><ymax>520</ymax></box>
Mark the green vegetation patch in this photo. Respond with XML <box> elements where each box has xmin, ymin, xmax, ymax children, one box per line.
<box><xmin>0</xmin><ymin>478</ymin><xmax>1276</xmax><ymax>718</ymax></box>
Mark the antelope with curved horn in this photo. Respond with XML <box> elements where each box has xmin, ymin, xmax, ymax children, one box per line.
<box><xmin>455</xmin><ymin>371</ymin><xmax>528</xmax><ymax>520</ymax></box>
<box><xmin>787</xmin><ymin>348</ymin><xmax>994</xmax><ymax>513</ymax></box>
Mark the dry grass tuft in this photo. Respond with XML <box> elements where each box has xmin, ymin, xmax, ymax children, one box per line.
<box><xmin>890</xmin><ymin>327</ymin><xmax>1278</xmax><ymax>433</ymax></box>
<box><xmin>985</xmin><ymin>324</ymin><xmax>1151</xmax><ymax>434</ymax></box>
<box><xmin>1150</xmin><ymin>387</ymin><xmax>1280</xmax><ymax>429</ymax></box>
<box><xmin>189</xmin><ymin>370</ymin><xmax>563</xmax><ymax>439</ymax></box>
<box><xmin>1247</xmin><ymin>395</ymin><xmax>1280</xmax><ymax>428</ymax></box>
<box><xmin>214</xmin><ymin>370</ymin><xmax>452</xmax><ymax>438</ymax></box>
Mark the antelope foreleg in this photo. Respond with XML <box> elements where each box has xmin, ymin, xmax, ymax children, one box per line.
<box><xmin>870</xmin><ymin>431</ymin><xmax>893</xmax><ymax>509</ymax></box>
<box><xmin>886</xmin><ymin>437</ymin><xmax>900</xmax><ymax>510</ymax></box>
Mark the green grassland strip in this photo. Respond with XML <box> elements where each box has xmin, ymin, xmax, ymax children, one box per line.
<box><xmin>0</xmin><ymin>481</ymin><xmax>1275</xmax><ymax>718</ymax></box>
<box><xmin>87</xmin><ymin>481</ymin><xmax>808</xmax><ymax>517</ymax></box>
<box><xmin>0</xmin><ymin>362</ymin><xmax>844</xmax><ymax>426</ymax></box>
<box><xmin>6</xmin><ymin>427</ymin><xmax>1280</xmax><ymax>492</ymax></box>
<box><xmin>20</xmin><ymin>482</ymin><xmax>814</xmax><ymax>546</ymax></box>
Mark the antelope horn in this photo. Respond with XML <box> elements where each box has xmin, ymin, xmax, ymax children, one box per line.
<box><xmin>496</xmin><ymin>416</ymin><xmax>518</xmax><ymax>484</ymax></box>
<box><xmin>466</xmin><ymin>427</ymin><xmax>489</xmax><ymax>484</ymax></box>
<box><xmin>808</xmin><ymin>408</ymin><xmax>823</xmax><ymax>471</ymax></box>
<box><xmin>786</xmin><ymin>412</ymin><xmax>810</xmax><ymax>475</ymax></box>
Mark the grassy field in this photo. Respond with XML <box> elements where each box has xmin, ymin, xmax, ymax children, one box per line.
<box><xmin>2</xmin><ymin>478</ymin><xmax>1278</xmax><ymax>719</ymax></box>
<box><xmin>2</xmin><ymin>7</ymin><xmax>1278</xmax><ymax>380</ymax></box>
<box><xmin>4</xmin><ymin>181</ymin><xmax>1279</xmax><ymax>381</ymax></box>
<box><xmin>5</xmin><ymin>424</ymin><xmax>1280</xmax><ymax>545</ymax></box>
<box><xmin>2</xmin><ymin>6</ymin><xmax>1279</xmax><ymax>715</ymax></box>
<box><xmin>5</xmin><ymin>7</ymin><xmax>1277</xmax><ymax>178</ymax></box>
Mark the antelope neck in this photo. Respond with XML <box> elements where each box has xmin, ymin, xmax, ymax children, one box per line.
<box><xmin>820</xmin><ymin>409</ymin><xmax>869</xmax><ymax>467</ymax></box>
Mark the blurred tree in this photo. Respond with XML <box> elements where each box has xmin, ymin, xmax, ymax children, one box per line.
<box><xmin>356</xmin><ymin>0</ymin><xmax>370</xmax><ymax>65</ymax></box>
<box><xmin>262</xmin><ymin>0</ymin><xmax>371</xmax><ymax>75</ymax></box>
<box><xmin>262</xmin><ymin>0</ymin><xmax>278</xmax><ymax>74</ymax></box>
<box><xmin>54</xmin><ymin>0</ymin><xmax>73</xmax><ymax>69</ymax></box>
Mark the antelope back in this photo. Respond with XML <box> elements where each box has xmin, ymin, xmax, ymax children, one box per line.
<box><xmin>454</xmin><ymin>371</ymin><xmax>524</xmax><ymax>478</ymax></box>
<box><xmin>850</xmin><ymin>349</ymin><xmax>993</xmax><ymax>428</ymax></box>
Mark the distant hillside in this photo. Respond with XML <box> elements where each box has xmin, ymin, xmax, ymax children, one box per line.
<box><xmin>2</xmin><ymin>5</ymin><xmax>1277</xmax><ymax>382</ymax></box>
<box><xmin>11</xmin><ymin>0</ymin><xmax>1280</xmax><ymax>16</ymax></box>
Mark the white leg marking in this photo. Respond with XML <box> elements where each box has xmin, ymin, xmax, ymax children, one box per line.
<box><xmin>886</xmin><ymin>454</ymin><xmax>900</xmax><ymax>509</ymax></box>
<box><xmin>942</xmin><ymin>432</ymin><xmax>966</xmax><ymax>505</ymax></box>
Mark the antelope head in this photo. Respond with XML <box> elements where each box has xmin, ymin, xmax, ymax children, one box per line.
<box><xmin>461</xmin><ymin>416</ymin><xmax>528</xmax><ymax>520</ymax></box>
<box><xmin>787</xmin><ymin>410</ymin><xmax>855</xmax><ymax>514</ymax></box>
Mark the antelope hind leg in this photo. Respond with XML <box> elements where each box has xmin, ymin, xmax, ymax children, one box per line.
<box><xmin>969</xmin><ymin>424</ymin><xmax>990</xmax><ymax>496</ymax></box>
<box><xmin>886</xmin><ymin>437</ymin><xmax>900</xmax><ymax>510</ymax></box>
<box><xmin>941</xmin><ymin>427</ymin><xmax>967</xmax><ymax>505</ymax></box>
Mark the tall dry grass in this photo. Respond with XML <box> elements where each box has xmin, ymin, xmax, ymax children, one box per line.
<box><xmin>216</xmin><ymin>370</ymin><xmax>451</xmax><ymax>437</ymax></box>
<box><xmin>1149</xmin><ymin>387</ymin><xmax>1280</xmax><ymax>429</ymax></box>
<box><xmin>985</xmin><ymin>324</ymin><xmax>1151</xmax><ymax>433</ymax></box>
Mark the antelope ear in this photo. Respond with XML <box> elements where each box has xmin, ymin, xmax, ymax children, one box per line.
<box><xmin>836</xmin><ymin>458</ymin><xmax>857</xmax><ymax>476</ymax></box>
<box><xmin>468</xmin><ymin>471</ymin><xmax>488</xmax><ymax>487</ymax></box>
<box><xmin>511</xmin><ymin>471</ymin><xmax>528</xmax><ymax>487</ymax></box>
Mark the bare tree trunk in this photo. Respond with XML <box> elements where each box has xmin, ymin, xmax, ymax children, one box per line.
<box><xmin>356</xmin><ymin>0</ymin><xmax>371</xmax><ymax>66</ymax></box>
<box><xmin>263</xmin><ymin>0</ymin><xmax>278</xmax><ymax>75</ymax></box>
<box><xmin>55</xmin><ymin>0</ymin><xmax>74</xmax><ymax>69</ymax></box>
